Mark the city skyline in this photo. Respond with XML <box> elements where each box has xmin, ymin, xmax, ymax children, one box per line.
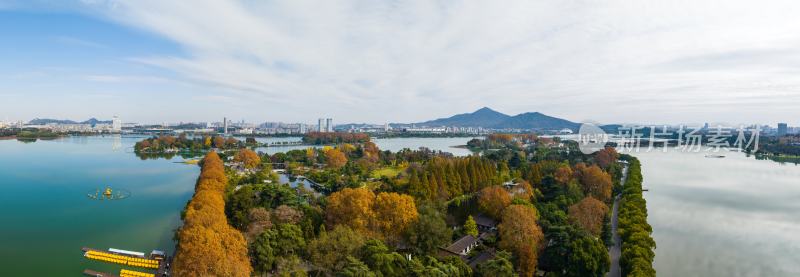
<box><xmin>2</xmin><ymin>1</ymin><xmax>800</xmax><ymax>125</ymax></box>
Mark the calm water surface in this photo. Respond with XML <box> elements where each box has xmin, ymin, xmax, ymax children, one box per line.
<box><xmin>5</xmin><ymin>136</ymin><xmax>794</xmax><ymax>276</ymax></box>
<box><xmin>627</xmin><ymin>148</ymin><xmax>800</xmax><ymax>276</ymax></box>
<box><xmin>253</xmin><ymin>136</ymin><xmax>478</xmax><ymax>156</ymax></box>
<box><xmin>0</xmin><ymin>136</ymin><xmax>475</xmax><ymax>276</ymax></box>
<box><xmin>0</xmin><ymin>136</ymin><xmax>198</xmax><ymax>276</ymax></box>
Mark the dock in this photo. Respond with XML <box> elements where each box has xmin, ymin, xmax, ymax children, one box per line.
<box><xmin>81</xmin><ymin>246</ymin><xmax>169</xmax><ymax>277</ymax></box>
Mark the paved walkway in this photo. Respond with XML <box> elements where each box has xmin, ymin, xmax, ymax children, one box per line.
<box><xmin>607</xmin><ymin>164</ymin><xmax>628</xmax><ymax>277</ymax></box>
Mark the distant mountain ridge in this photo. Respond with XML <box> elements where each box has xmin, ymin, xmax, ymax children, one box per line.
<box><xmin>415</xmin><ymin>107</ymin><xmax>580</xmax><ymax>131</ymax></box>
<box><xmin>28</xmin><ymin>118</ymin><xmax>111</xmax><ymax>125</ymax></box>
<box><xmin>418</xmin><ymin>107</ymin><xmax>511</xmax><ymax>127</ymax></box>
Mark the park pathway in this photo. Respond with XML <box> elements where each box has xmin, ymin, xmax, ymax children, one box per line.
<box><xmin>607</xmin><ymin>163</ymin><xmax>629</xmax><ymax>277</ymax></box>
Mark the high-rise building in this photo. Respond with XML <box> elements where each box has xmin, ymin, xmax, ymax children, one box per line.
<box><xmin>112</xmin><ymin>116</ymin><xmax>122</xmax><ymax>132</ymax></box>
<box><xmin>326</xmin><ymin>118</ymin><xmax>333</xmax><ymax>132</ymax></box>
<box><xmin>224</xmin><ymin>117</ymin><xmax>228</xmax><ymax>134</ymax></box>
<box><xmin>318</xmin><ymin>118</ymin><xmax>326</xmax><ymax>132</ymax></box>
<box><xmin>778</xmin><ymin>123</ymin><xmax>788</xmax><ymax>136</ymax></box>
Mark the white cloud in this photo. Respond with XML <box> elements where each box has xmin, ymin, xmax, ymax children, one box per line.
<box><xmin>79</xmin><ymin>0</ymin><xmax>800</xmax><ymax>124</ymax></box>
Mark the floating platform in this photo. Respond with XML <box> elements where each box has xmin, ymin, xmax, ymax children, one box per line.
<box><xmin>81</xmin><ymin>246</ymin><xmax>170</xmax><ymax>276</ymax></box>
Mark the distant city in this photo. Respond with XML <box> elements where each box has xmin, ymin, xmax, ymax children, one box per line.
<box><xmin>0</xmin><ymin>107</ymin><xmax>798</xmax><ymax>137</ymax></box>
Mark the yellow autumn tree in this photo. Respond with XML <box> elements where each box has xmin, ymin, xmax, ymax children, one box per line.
<box><xmin>498</xmin><ymin>204</ymin><xmax>544</xmax><ymax>277</ymax></box>
<box><xmin>326</xmin><ymin>187</ymin><xmax>375</xmax><ymax>234</ymax></box>
<box><xmin>568</xmin><ymin>196</ymin><xmax>609</xmax><ymax>236</ymax></box>
<box><xmin>233</xmin><ymin>148</ymin><xmax>260</xmax><ymax>169</ymax></box>
<box><xmin>373</xmin><ymin>192</ymin><xmax>418</xmax><ymax>242</ymax></box>
<box><xmin>172</xmin><ymin>151</ymin><xmax>252</xmax><ymax>277</ymax></box>
<box><xmin>574</xmin><ymin>163</ymin><xmax>613</xmax><ymax>202</ymax></box>
<box><xmin>325</xmin><ymin>148</ymin><xmax>348</xmax><ymax>169</ymax></box>
<box><xmin>478</xmin><ymin>185</ymin><xmax>512</xmax><ymax>219</ymax></box>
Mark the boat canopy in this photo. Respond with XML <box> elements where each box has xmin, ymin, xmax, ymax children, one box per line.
<box><xmin>108</xmin><ymin>248</ymin><xmax>146</xmax><ymax>257</ymax></box>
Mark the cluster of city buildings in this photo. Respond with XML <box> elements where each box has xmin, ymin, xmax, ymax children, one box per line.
<box><xmin>0</xmin><ymin>117</ymin><xmax>122</xmax><ymax>133</ymax></box>
<box><xmin>3</xmin><ymin>116</ymin><xmax>797</xmax><ymax>138</ymax></box>
<box><xmin>399</xmin><ymin>126</ymin><xmax>490</xmax><ymax>134</ymax></box>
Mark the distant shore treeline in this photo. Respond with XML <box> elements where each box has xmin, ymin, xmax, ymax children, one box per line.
<box><xmin>133</xmin><ymin>135</ymin><xmax>242</xmax><ymax>153</ymax></box>
<box><xmin>301</xmin><ymin>132</ymin><xmax>370</xmax><ymax>145</ymax></box>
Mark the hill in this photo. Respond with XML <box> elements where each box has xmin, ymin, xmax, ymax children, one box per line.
<box><xmin>414</xmin><ymin>108</ymin><xmax>579</xmax><ymax>131</ymax></box>
<box><xmin>494</xmin><ymin>112</ymin><xmax>580</xmax><ymax>130</ymax></box>
<box><xmin>418</xmin><ymin>107</ymin><xmax>511</xmax><ymax>127</ymax></box>
<box><xmin>28</xmin><ymin>118</ymin><xmax>111</xmax><ymax>125</ymax></box>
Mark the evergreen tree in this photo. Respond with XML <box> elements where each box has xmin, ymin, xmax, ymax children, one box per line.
<box><xmin>464</xmin><ymin>215</ymin><xmax>478</xmax><ymax>237</ymax></box>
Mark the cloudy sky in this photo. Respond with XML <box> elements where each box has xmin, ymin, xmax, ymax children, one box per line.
<box><xmin>1</xmin><ymin>0</ymin><xmax>800</xmax><ymax>125</ymax></box>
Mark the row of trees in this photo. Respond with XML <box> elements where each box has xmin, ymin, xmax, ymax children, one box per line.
<box><xmin>134</xmin><ymin>135</ymin><xmax>241</xmax><ymax>152</ymax></box>
<box><xmin>617</xmin><ymin>157</ymin><xmax>657</xmax><ymax>276</ymax></box>
<box><xmin>406</xmin><ymin>156</ymin><xmax>501</xmax><ymax>201</ymax></box>
<box><xmin>302</xmin><ymin>132</ymin><xmax>370</xmax><ymax>145</ymax></box>
<box><xmin>172</xmin><ymin>152</ymin><xmax>252</xmax><ymax>276</ymax></box>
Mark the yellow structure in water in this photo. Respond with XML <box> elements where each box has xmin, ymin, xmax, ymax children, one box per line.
<box><xmin>83</xmin><ymin>250</ymin><xmax>159</xmax><ymax>269</ymax></box>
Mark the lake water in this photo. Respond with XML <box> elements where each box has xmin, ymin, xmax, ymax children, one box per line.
<box><xmin>0</xmin><ymin>135</ymin><xmax>476</xmax><ymax>276</ymax></box>
<box><xmin>0</xmin><ymin>136</ymin><xmax>199</xmax><ymax>276</ymax></box>
<box><xmin>3</xmin><ymin>136</ymin><xmax>795</xmax><ymax>276</ymax></box>
<box><xmin>627</xmin><ymin>148</ymin><xmax>800</xmax><ymax>276</ymax></box>
<box><xmin>253</xmin><ymin>136</ymin><xmax>478</xmax><ymax>156</ymax></box>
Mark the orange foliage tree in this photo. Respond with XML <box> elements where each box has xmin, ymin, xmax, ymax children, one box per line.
<box><xmin>554</xmin><ymin>165</ymin><xmax>573</xmax><ymax>185</ymax></box>
<box><xmin>326</xmin><ymin>188</ymin><xmax>376</xmax><ymax>234</ymax></box>
<box><xmin>324</xmin><ymin>148</ymin><xmax>348</xmax><ymax>169</ymax></box>
<box><xmin>326</xmin><ymin>188</ymin><xmax>418</xmax><ymax>241</ymax></box>
<box><xmin>595</xmin><ymin>146</ymin><xmax>619</xmax><ymax>169</ymax></box>
<box><xmin>568</xmin><ymin>196</ymin><xmax>609</xmax><ymax>236</ymax></box>
<box><xmin>172</xmin><ymin>151</ymin><xmax>252</xmax><ymax>277</ymax></box>
<box><xmin>478</xmin><ymin>185</ymin><xmax>512</xmax><ymax>219</ymax></box>
<box><xmin>233</xmin><ymin>148</ymin><xmax>261</xmax><ymax>169</ymax></box>
<box><xmin>574</xmin><ymin>163</ymin><xmax>613</xmax><ymax>202</ymax></box>
<box><xmin>212</xmin><ymin>136</ymin><xmax>225</xmax><ymax>148</ymax></box>
<box><xmin>373</xmin><ymin>192</ymin><xmax>418</xmax><ymax>242</ymax></box>
<box><xmin>498</xmin><ymin>204</ymin><xmax>544</xmax><ymax>277</ymax></box>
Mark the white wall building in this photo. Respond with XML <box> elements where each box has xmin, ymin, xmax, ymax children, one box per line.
<box><xmin>112</xmin><ymin>116</ymin><xmax>122</xmax><ymax>132</ymax></box>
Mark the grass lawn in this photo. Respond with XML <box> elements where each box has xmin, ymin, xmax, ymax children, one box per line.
<box><xmin>371</xmin><ymin>166</ymin><xmax>403</xmax><ymax>179</ymax></box>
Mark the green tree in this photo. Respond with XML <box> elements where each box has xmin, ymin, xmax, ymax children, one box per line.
<box><xmin>404</xmin><ymin>205</ymin><xmax>452</xmax><ymax>255</ymax></box>
<box><xmin>360</xmin><ymin>240</ymin><xmax>409</xmax><ymax>277</ymax></box>
<box><xmin>338</xmin><ymin>256</ymin><xmax>376</xmax><ymax>277</ymax></box>
<box><xmin>476</xmin><ymin>250</ymin><xmax>515</xmax><ymax>277</ymax></box>
<box><xmin>250</xmin><ymin>223</ymin><xmax>306</xmax><ymax>273</ymax></box>
<box><xmin>464</xmin><ymin>215</ymin><xmax>478</xmax><ymax>237</ymax></box>
<box><xmin>308</xmin><ymin>225</ymin><xmax>367</xmax><ymax>273</ymax></box>
<box><xmin>565</xmin><ymin>235</ymin><xmax>609</xmax><ymax>277</ymax></box>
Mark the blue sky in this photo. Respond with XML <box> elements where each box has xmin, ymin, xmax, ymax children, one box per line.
<box><xmin>1</xmin><ymin>1</ymin><xmax>800</xmax><ymax>125</ymax></box>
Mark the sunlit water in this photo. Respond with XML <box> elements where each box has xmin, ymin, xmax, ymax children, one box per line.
<box><xmin>626</xmin><ymin>148</ymin><xmax>800</xmax><ymax>276</ymax></box>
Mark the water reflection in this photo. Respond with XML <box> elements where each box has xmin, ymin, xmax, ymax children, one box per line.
<box><xmin>625</xmin><ymin>147</ymin><xmax>800</xmax><ymax>276</ymax></box>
